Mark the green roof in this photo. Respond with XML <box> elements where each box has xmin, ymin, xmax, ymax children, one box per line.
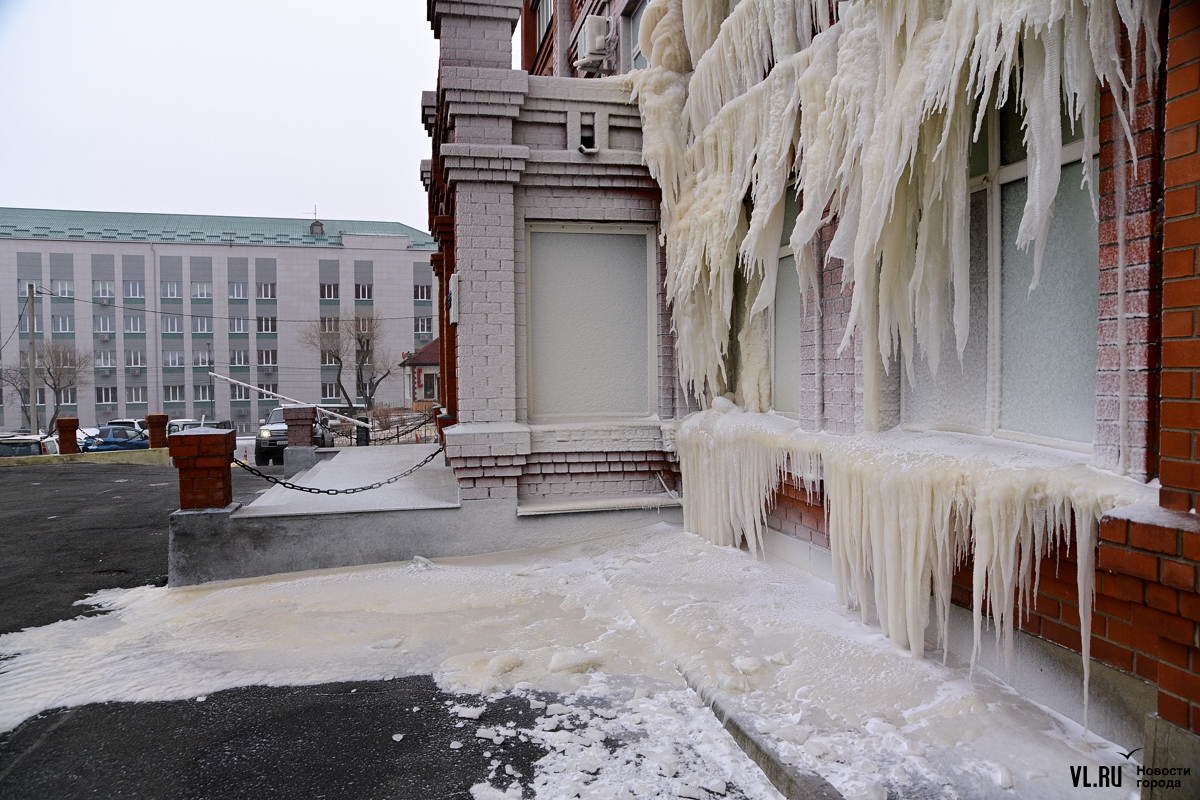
<box><xmin>0</xmin><ymin>207</ymin><xmax>435</xmax><ymax>249</ymax></box>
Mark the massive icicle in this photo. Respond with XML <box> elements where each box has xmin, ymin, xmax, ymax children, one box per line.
<box><xmin>627</xmin><ymin>0</ymin><xmax>1160</xmax><ymax>410</ymax></box>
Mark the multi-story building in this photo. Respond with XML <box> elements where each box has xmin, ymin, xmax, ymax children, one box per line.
<box><xmin>0</xmin><ymin>208</ymin><xmax>436</xmax><ymax>431</ymax></box>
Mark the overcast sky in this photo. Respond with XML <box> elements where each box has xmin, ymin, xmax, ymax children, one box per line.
<box><xmin>0</xmin><ymin>0</ymin><xmax>456</xmax><ymax>231</ymax></box>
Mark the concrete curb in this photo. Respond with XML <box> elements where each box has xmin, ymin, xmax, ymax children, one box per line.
<box><xmin>674</xmin><ymin>664</ymin><xmax>843</xmax><ymax>800</ymax></box>
<box><xmin>0</xmin><ymin>448</ymin><xmax>171</xmax><ymax>468</ymax></box>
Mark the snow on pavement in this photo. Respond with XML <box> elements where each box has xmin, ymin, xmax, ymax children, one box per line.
<box><xmin>0</xmin><ymin>524</ymin><xmax>1134</xmax><ymax>798</ymax></box>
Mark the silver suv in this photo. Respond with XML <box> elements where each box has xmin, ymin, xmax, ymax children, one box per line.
<box><xmin>255</xmin><ymin>407</ymin><xmax>335</xmax><ymax>466</ymax></box>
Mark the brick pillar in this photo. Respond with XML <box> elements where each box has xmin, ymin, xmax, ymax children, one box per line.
<box><xmin>169</xmin><ymin>428</ymin><xmax>235</xmax><ymax>510</ymax></box>
<box><xmin>1161</xmin><ymin>0</ymin><xmax>1200</xmax><ymax>510</ymax></box>
<box><xmin>145</xmin><ymin>413</ymin><xmax>169</xmax><ymax>449</ymax></box>
<box><xmin>283</xmin><ymin>405</ymin><xmax>316</xmax><ymax>447</ymax></box>
<box><xmin>57</xmin><ymin>417</ymin><xmax>79</xmax><ymax>455</ymax></box>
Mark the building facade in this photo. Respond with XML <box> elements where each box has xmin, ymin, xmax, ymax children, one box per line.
<box><xmin>0</xmin><ymin>208</ymin><xmax>436</xmax><ymax>431</ymax></box>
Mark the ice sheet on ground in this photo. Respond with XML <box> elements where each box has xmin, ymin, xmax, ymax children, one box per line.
<box><xmin>0</xmin><ymin>527</ymin><xmax>1133</xmax><ymax>797</ymax></box>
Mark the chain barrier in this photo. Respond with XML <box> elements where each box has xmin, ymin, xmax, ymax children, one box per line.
<box><xmin>318</xmin><ymin>411</ymin><xmax>437</xmax><ymax>446</ymax></box>
<box><xmin>233</xmin><ymin>444</ymin><xmax>444</xmax><ymax>494</ymax></box>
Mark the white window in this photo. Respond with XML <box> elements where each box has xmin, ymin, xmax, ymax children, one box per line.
<box><xmin>56</xmin><ymin>387</ymin><xmax>77</xmax><ymax>405</ymax></box>
<box><xmin>256</xmin><ymin>383</ymin><xmax>278</xmax><ymax>399</ymax></box>
<box><xmin>164</xmin><ymin>385</ymin><xmax>185</xmax><ymax>402</ymax></box>
<box><xmin>162</xmin><ymin>350</ymin><xmax>185</xmax><ymax>367</ymax></box>
<box><xmin>320</xmin><ymin>316</ymin><xmax>339</xmax><ymax>332</ymax></box>
<box><xmin>95</xmin><ymin>350</ymin><xmax>118</xmax><ymax>367</ymax></box>
<box><xmin>229</xmin><ymin>316</ymin><xmax>249</xmax><ymax>333</ymax></box>
<box><xmin>126</xmin><ymin>386</ymin><xmax>147</xmax><ymax>403</ymax></box>
<box><xmin>124</xmin><ymin>314</ymin><xmax>145</xmax><ymax>333</ymax></box>
<box><xmin>527</xmin><ymin>226</ymin><xmax>654</xmax><ymax>421</ymax></box>
<box><xmin>96</xmin><ymin>386</ymin><xmax>118</xmax><ymax>404</ymax></box>
<box><xmin>194</xmin><ymin>384</ymin><xmax>213</xmax><ymax>401</ymax></box>
<box><xmin>192</xmin><ymin>316</ymin><xmax>213</xmax><ymax>334</ymax></box>
<box><xmin>19</xmin><ymin>315</ymin><xmax>43</xmax><ymax>334</ymax></box>
<box><xmin>51</xmin><ymin>280</ymin><xmax>74</xmax><ymax>298</ymax></box>
<box><xmin>322</xmin><ymin>383</ymin><xmax>341</xmax><ymax>400</ymax></box>
<box><xmin>320</xmin><ymin>283</ymin><xmax>339</xmax><ymax>299</ymax></box>
<box><xmin>193</xmin><ymin>349</ymin><xmax>213</xmax><ymax>367</ymax></box>
<box><xmin>355</xmin><ymin>283</ymin><xmax>373</xmax><ymax>300</ymax></box>
<box><xmin>92</xmin><ymin>280</ymin><xmax>114</xmax><ymax>299</ymax></box>
<box><xmin>161</xmin><ymin>315</ymin><xmax>183</xmax><ymax>334</ymax></box>
<box><xmin>414</xmin><ymin>316</ymin><xmax>433</xmax><ymax>334</ymax></box>
<box><xmin>355</xmin><ymin>317</ymin><xmax>371</xmax><ymax>334</ymax></box>
<box><xmin>162</xmin><ymin>281</ymin><xmax>182</xmax><ymax>299</ymax></box>
<box><xmin>228</xmin><ymin>281</ymin><xmax>248</xmax><ymax>299</ymax></box>
<box><xmin>257</xmin><ymin>349</ymin><xmax>277</xmax><ymax>366</ymax></box>
<box><xmin>257</xmin><ymin>316</ymin><xmax>277</xmax><ymax>333</ymax></box>
<box><xmin>123</xmin><ymin>280</ymin><xmax>144</xmax><ymax>299</ymax></box>
<box><xmin>17</xmin><ymin>281</ymin><xmax>35</xmax><ymax>297</ymax></box>
<box><xmin>230</xmin><ymin>349</ymin><xmax>249</xmax><ymax>366</ymax></box>
<box><xmin>321</xmin><ymin>350</ymin><xmax>339</xmax><ymax>366</ymax></box>
<box><xmin>20</xmin><ymin>387</ymin><xmax>47</xmax><ymax>406</ymax></box>
<box><xmin>533</xmin><ymin>0</ymin><xmax>552</xmax><ymax>46</ymax></box>
<box><xmin>414</xmin><ymin>284</ymin><xmax>432</xmax><ymax>300</ymax></box>
<box><xmin>256</xmin><ymin>282</ymin><xmax>276</xmax><ymax>299</ymax></box>
<box><xmin>125</xmin><ymin>350</ymin><xmax>146</xmax><ymax>367</ymax></box>
<box><xmin>51</xmin><ymin>314</ymin><xmax>74</xmax><ymax>333</ymax></box>
<box><xmin>628</xmin><ymin>0</ymin><xmax>649</xmax><ymax>70</ymax></box>
<box><xmin>191</xmin><ymin>281</ymin><xmax>212</xmax><ymax>299</ymax></box>
<box><xmin>93</xmin><ymin>314</ymin><xmax>115</xmax><ymax>333</ymax></box>
<box><xmin>231</xmin><ymin>384</ymin><xmax>252</xmax><ymax>400</ymax></box>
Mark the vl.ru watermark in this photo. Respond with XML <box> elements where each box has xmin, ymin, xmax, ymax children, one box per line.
<box><xmin>1069</xmin><ymin>764</ymin><xmax>1193</xmax><ymax>791</ymax></box>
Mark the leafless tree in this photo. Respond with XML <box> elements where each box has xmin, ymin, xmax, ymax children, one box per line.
<box><xmin>299</xmin><ymin>312</ymin><xmax>397</xmax><ymax>412</ymax></box>
<box><xmin>1</xmin><ymin>340</ymin><xmax>92</xmax><ymax>432</ymax></box>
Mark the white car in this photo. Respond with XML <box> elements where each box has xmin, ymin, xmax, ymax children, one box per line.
<box><xmin>0</xmin><ymin>433</ymin><xmax>59</xmax><ymax>457</ymax></box>
<box><xmin>107</xmin><ymin>418</ymin><xmax>147</xmax><ymax>432</ymax></box>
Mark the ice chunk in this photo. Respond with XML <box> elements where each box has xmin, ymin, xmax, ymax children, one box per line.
<box><xmin>450</xmin><ymin>741</ymin><xmax>463</xmax><ymax>750</ymax></box>
<box><xmin>548</xmin><ymin>649</ymin><xmax>603</xmax><ymax>674</ymax></box>
<box><xmin>391</xmin><ymin>733</ymin><xmax>404</xmax><ymax>742</ymax></box>
<box><xmin>453</xmin><ymin>705</ymin><xmax>486</xmax><ymax>719</ymax></box>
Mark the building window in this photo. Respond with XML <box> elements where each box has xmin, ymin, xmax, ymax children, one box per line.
<box><xmin>628</xmin><ymin>0</ymin><xmax>649</xmax><ymax>70</ymax></box>
<box><xmin>321</xmin><ymin>350</ymin><xmax>338</xmax><ymax>366</ymax></box>
<box><xmin>424</xmin><ymin>376</ymin><xmax>437</xmax><ymax>400</ymax></box>
<box><xmin>414</xmin><ymin>316</ymin><xmax>433</xmax><ymax>334</ymax></box>
<box><xmin>355</xmin><ymin>283</ymin><xmax>373</xmax><ymax>300</ymax></box>
<box><xmin>126</xmin><ymin>386</ymin><xmax>147</xmax><ymax>403</ymax></box>
<box><xmin>93</xmin><ymin>314</ymin><xmax>115</xmax><ymax>333</ymax></box>
<box><xmin>414</xmin><ymin>284</ymin><xmax>432</xmax><ymax>300</ymax></box>
<box><xmin>230</xmin><ymin>349</ymin><xmax>249</xmax><ymax>366</ymax></box>
<box><xmin>320</xmin><ymin>316</ymin><xmax>340</xmax><ymax>333</ymax></box>
<box><xmin>162</xmin><ymin>281</ymin><xmax>182</xmax><ymax>299</ymax></box>
<box><xmin>357</xmin><ymin>348</ymin><xmax>372</xmax><ymax>365</ymax></box>
<box><xmin>257</xmin><ymin>316</ymin><xmax>277</xmax><ymax>333</ymax></box>
<box><xmin>96</xmin><ymin>386</ymin><xmax>118</xmax><ymax>404</ymax></box>
<box><xmin>229</xmin><ymin>316</ymin><xmax>249</xmax><ymax>333</ymax></box>
<box><xmin>125</xmin><ymin>350</ymin><xmax>146</xmax><ymax>367</ymax></box>
<box><xmin>19</xmin><ymin>316</ymin><xmax>43</xmax><ymax>334</ymax></box>
<box><xmin>164</xmin><ymin>385</ymin><xmax>185</xmax><ymax>402</ymax></box>
<box><xmin>231</xmin><ymin>384</ymin><xmax>252</xmax><ymax>400</ymax></box>
<box><xmin>256</xmin><ymin>282</ymin><xmax>277</xmax><ymax>299</ymax></box>
<box><xmin>51</xmin><ymin>280</ymin><xmax>74</xmax><ymax>298</ymax></box>
<box><xmin>123</xmin><ymin>280</ymin><xmax>145</xmax><ymax>299</ymax></box>
<box><xmin>162</xmin><ymin>350</ymin><xmax>185</xmax><ymax>367</ymax></box>
<box><xmin>191</xmin><ymin>281</ymin><xmax>213</xmax><ymax>299</ymax></box>
<box><xmin>51</xmin><ymin>314</ymin><xmax>74</xmax><ymax>333</ymax></box>
<box><xmin>92</xmin><ymin>280</ymin><xmax>115</xmax><ymax>299</ymax></box>
<box><xmin>193</xmin><ymin>349</ymin><xmax>213</xmax><ymax>367</ymax></box>
<box><xmin>94</xmin><ymin>350</ymin><xmax>118</xmax><ymax>368</ymax></box>
<box><xmin>124</xmin><ymin>314</ymin><xmax>146</xmax><ymax>333</ymax></box>
<box><xmin>355</xmin><ymin>316</ymin><xmax>371</xmax><ymax>334</ymax></box>
<box><xmin>321</xmin><ymin>383</ymin><xmax>341</xmax><ymax>400</ymax></box>
<box><xmin>229</xmin><ymin>281</ymin><xmax>248</xmax><ymax>299</ymax></box>
<box><xmin>256</xmin><ymin>383</ymin><xmax>278</xmax><ymax>399</ymax></box>
<box><xmin>192</xmin><ymin>316</ymin><xmax>213</xmax><ymax>334</ymax></box>
<box><xmin>320</xmin><ymin>283</ymin><xmax>339</xmax><ymax>300</ymax></box>
<box><xmin>162</xmin><ymin>315</ymin><xmax>183</xmax><ymax>334</ymax></box>
<box><xmin>56</xmin><ymin>387</ymin><xmax>77</xmax><ymax>405</ymax></box>
<box><xmin>257</xmin><ymin>349</ymin><xmax>277</xmax><ymax>366</ymax></box>
<box><xmin>533</xmin><ymin>0</ymin><xmax>552</xmax><ymax>45</ymax></box>
<box><xmin>194</xmin><ymin>384</ymin><xmax>213</xmax><ymax>401</ymax></box>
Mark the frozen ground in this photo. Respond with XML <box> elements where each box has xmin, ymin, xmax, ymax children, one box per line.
<box><xmin>0</xmin><ymin>524</ymin><xmax>1137</xmax><ymax>799</ymax></box>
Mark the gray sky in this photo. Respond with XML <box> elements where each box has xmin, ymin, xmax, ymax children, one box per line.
<box><xmin>0</xmin><ymin>0</ymin><xmax>447</xmax><ymax>230</ymax></box>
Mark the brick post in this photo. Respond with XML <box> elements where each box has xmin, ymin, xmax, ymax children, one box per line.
<box><xmin>169</xmin><ymin>428</ymin><xmax>236</xmax><ymax>510</ymax></box>
<box><xmin>57</xmin><ymin>417</ymin><xmax>79</xmax><ymax>455</ymax></box>
<box><xmin>145</xmin><ymin>413</ymin><xmax>169</xmax><ymax>449</ymax></box>
<box><xmin>283</xmin><ymin>405</ymin><xmax>316</xmax><ymax>447</ymax></box>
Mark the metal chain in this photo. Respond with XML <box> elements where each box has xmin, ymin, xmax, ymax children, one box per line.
<box><xmin>232</xmin><ymin>444</ymin><xmax>443</xmax><ymax>494</ymax></box>
<box><xmin>317</xmin><ymin>411</ymin><xmax>437</xmax><ymax>445</ymax></box>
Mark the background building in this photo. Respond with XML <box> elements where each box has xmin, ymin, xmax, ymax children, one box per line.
<box><xmin>0</xmin><ymin>208</ymin><xmax>436</xmax><ymax>431</ymax></box>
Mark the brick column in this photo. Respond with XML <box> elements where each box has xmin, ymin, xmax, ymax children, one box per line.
<box><xmin>57</xmin><ymin>417</ymin><xmax>79</xmax><ymax>455</ymax></box>
<box><xmin>169</xmin><ymin>428</ymin><xmax>235</xmax><ymax>510</ymax></box>
<box><xmin>283</xmin><ymin>405</ymin><xmax>316</xmax><ymax>447</ymax></box>
<box><xmin>145</xmin><ymin>413</ymin><xmax>169</xmax><ymax>449</ymax></box>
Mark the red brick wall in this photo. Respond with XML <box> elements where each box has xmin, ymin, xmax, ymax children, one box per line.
<box><xmin>765</xmin><ymin>475</ymin><xmax>828</xmax><ymax>549</ymax></box>
<box><xmin>517</xmin><ymin>450</ymin><xmax>680</xmax><ymax>499</ymax></box>
<box><xmin>1161</xmin><ymin>0</ymin><xmax>1200</xmax><ymax>509</ymax></box>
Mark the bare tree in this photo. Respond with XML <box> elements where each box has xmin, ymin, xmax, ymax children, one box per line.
<box><xmin>0</xmin><ymin>340</ymin><xmax>92</xmax><ymax>432</ymax></box>
<box><xmin>299</xmin><ymin>312</ymin><xmax>397</xmax><ymax>412</ymax></box>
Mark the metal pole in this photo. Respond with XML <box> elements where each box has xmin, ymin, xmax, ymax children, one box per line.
<box><xmin>207</xmin><ymin>341</ymin><xmax>214</xmax><ymax>421</ymax></box>
<box><xmin>26</xmin><ymin>284</ymin><xmax>39</xmax><ymax>434</ymax></box>
<box><xmin>207</xmin><ymin>371</ymin><xmax>369</xmax><ymax>428</ymax></box>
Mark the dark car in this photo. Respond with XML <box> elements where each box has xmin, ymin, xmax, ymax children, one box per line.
<box><xmin>81</xmin><ymin>426</ymin><xmax>151</xmax><ymax>452</ymax></box>
<box><xmin>254</xmin><ymin>407</ymin><xmax>335</xmax><ymax>466</ymax></box>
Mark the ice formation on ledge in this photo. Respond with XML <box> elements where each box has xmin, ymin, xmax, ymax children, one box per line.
<box><xmin>676</xmin><ymin>406</ymin><xmax>1155</xmax><ymax>724</ymax></box>
<box><xmin>625</xmin><ymin>0</ymin><xmax>1160</xmax><ymax>414</ymax></box>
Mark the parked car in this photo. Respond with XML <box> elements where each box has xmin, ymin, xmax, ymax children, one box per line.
<box><xmin>0</xmin><ymin>433</ymin><xmax>59</xmax><ymax>457</ymax></box>
<box><xmin>255</xmin><ymin>407</ymin><xmax>335</xmax><ymax>466</ymax></box>
<box><xmin>107</xmin><ymin>418</ymin><xmax>147</xmax><ymax>432</ymax></box>
<box><xmin>81</xmin><ymin>426</ymin><xmax>150</xmax><ymax>452</ymax></box>
<box><xmin>167</xmin><ymin>419</ymin><xmax>203</xmax><ymax>435</ymax></box>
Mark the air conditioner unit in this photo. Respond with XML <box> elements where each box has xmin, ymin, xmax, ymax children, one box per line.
<box><xmin>98</xmin><ymin>333</ymin><xmax>111</xmax><ymax>341</ymax></box>
<box><xmin>573</xmin><ymin>15</ymin><xmax>611</xmax><ymax>71</ymax></box>
<box><xmin>130</xmin><ymin>368</ymin><xmax>141</xmax><ymax>376</ymax></box>
<box><xmin>99</xmin><ymin>297</ymin><xmax>110</xmax><ymax>306</ymax></box>
<box><xmin>235</xmin><ymin>408</ymin><xmax>247</xmax><ymax>417</ymax></box>
<box><xmin>263</xmin><ymin>365</ymin><xmax>274</xmax><ymax>374</ymax></box>
<box><xmin>100</xmin><ymin>368</ymin><xmax>111</xmax><ymax>377</ymax></box>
